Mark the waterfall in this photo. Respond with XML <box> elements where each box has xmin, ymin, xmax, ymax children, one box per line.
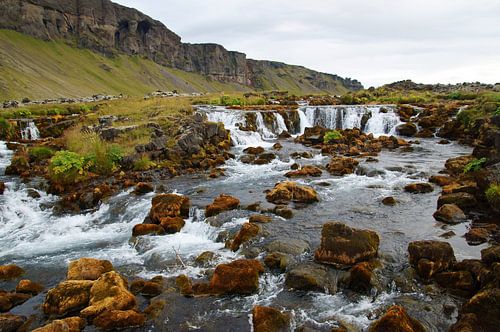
<box><xmin>20</xmin><ymin>121</ymin><xmax>40</xmax><ymax>141</ymax></box>
<box><xmin>274</xmin><ymin>113</ymin><xmax>288</xmax><ymax>134</ymax></box>
<box><xmin>298</xmin><ymin>110</ymin><xmax>311</xmax><ymax>135</ymax></box>
<box><xmin>255</xmin><ymin>112</ymin><xmax>277</xmax><ymax>140</ymax></box>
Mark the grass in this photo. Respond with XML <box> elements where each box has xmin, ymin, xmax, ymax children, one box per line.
<box><xmin>485</xmin><ymin>184</ymin><xmax>500</xmax><ymax>208</ymax></box>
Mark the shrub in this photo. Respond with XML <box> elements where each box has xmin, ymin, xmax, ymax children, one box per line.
<box><xmin>12</xmin><ymin>109</ymin><xmax>32</xmax><ymax>118</ymax></box>
<box><xmin>133</xmin><ymin>155</ymin><xmax>156</xmax><ymax>171</ymax></box>
<box><xmin>463</xmin><ymin>158</ymin><xmax>487</xmax><ymax>173</ymax></box>
<box><xmin>485</xmin><ymin>184</ymin><xmax>500</xmax><ymax>209</ymax></box>
<box><xmin>85</xmin><ymin>136</ymin><xmax>123</xmax><ymax>175</ymax></box>
<box><xmin>323</xmin><ymin>130</ymin><xmax>343</xmax><ymax>143</ymax></box>
<box><xmin>49</xmin><ymin>151</ymin><xmax>88</xmax><ymax>184</ymax></box>
<box><xmin>28</xmin><ymin>146</ymin><xmax>55</xmax><ymax>162</ymax></box>
<box><xmin>0</xmin><ymin>117</ymin><xmax>13</xmax><ymax>139</ymax></box>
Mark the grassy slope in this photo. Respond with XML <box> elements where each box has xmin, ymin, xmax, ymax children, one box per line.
<box><xmin>0</xmin><ymin>30</ymin><xmax>251</xmax><ymax>100</ymax></box>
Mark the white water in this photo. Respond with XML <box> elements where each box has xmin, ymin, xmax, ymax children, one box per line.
<box><xmin>20</xmin><ymin>121</ymin><xmax>40</xmax><ymax>141</ymax></box>
<box><xmin>274</xmin><ymin>113</ymin><xmax>288</xmax><ymax>134</ymax></box>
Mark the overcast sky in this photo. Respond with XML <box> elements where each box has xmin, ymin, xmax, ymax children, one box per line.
<box><xmin>116</xmin><ymin>0</ymin><xmax>499</xmax><ymax>87</ymax></box>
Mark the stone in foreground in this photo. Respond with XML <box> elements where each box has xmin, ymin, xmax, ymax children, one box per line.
<box><xmin>266</xmin><ymin>181</ymin><xmax>319</xmax><ymax>205</ymax></box>
<box><xmin>67</xmin><ymin>258</ymin><xmax>114</xmax><ymax>281</ymax></box>
<box><xmin>205</xmin><ymin>194</ymin><xmax>240</xmax><ymax>217</ymax></box>
<box><xmin>408</xmin><ymin>240</ymin><xmax>456</xmax><ymax>278</ymax></box>
<box><xmin>252</xmin><ymin>306</ymin><xmax>290</xmax><ymax>332</ymax></box>
<box><xmin>369</xmin><ymin>305</ymin><xmax>425</xmax><ymax>332</ymax></box>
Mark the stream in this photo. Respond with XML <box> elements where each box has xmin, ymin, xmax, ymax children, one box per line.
<box><xmin>0</xmin><ymin>105</ymin><xmax>486</xmax><ymax>331</ymax></box>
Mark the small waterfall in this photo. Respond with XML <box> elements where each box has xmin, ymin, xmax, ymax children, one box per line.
<box><xmin>20</xmin><ymin>121</ymin><xmax>40</xmax><ymax>141</ymax></box>
<box><xmin>274</xmin><ymin>113</ymin><xmax>288</xmax><ymax>134</ymax></box>
<box><xmin>255</xmin><ymin>112</ymin><xmax>277</xmax><ymax>140</ymax></box>
<box><xmin>298</xmin><ymin>110</ymin><xmax>311</xmax><ymax>135</ymax></box>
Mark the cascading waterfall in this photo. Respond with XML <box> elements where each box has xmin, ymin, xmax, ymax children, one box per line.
<box><xmin>274</xmin><ymin>113</ymin><xmax>288</xmax><ymax>135</ymax></box>
<box><xmin>20</xmin><ymin>121</ymin><xmax>40</xmax><ymax>141</ymax></box>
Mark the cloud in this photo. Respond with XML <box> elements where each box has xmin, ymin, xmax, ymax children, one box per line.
<box><xmin>115</xmin><ymin>0</ymin><xmax>500</xmax><ymax>87</ymax></box>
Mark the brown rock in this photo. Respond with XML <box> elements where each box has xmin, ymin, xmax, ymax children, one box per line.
<box><xmin>382</xmin><ymin>197</ymin><xmax>397</xmax><ymax>206</ymax></box>
<box><xmin>0</xmin><ymin>264</ymin><xmax>25</xmax><ymax>280</ymax></box>
<box><xmin>437</xmin><ymin>193</ymin><xmax>477</xmax><ymax>210</ymax></box>
<box><xmin>408</xmin><ymin>240</ymin><xmax>456</xmax><ymax>278</ymax></box>
<box><xmin>0</xmin><ymin>314</ymin><xmax>26</xmax><ymax>332</ymax></box>
<box><xmin>67</xmin><ymin>258</ymin><xmax>114</xmax><ymax>281</ymax></box>
<box><xmin>252</xmin><ymin>306</ymin><xmax>290</xmax><ymax>332</ymax></box>
<box><xmin>284</xmin><ymin>165</ymin><xmax>322</xmax><ymax>178</ymax></box>
<box><xmin>159</xmin><ymin>216</ymin><xmax>185</xmax><ymax>233</ymax></box>
<box><xmin>404</xmin><ymin>182</ymin><xmax>434</xmax><ymax>194</ymax></box>
<box><xmin>130</xmin><ymin>279</ymin><xmax>162</xmax><ymax>297</ymax></box>
<box><xmin>80</xmin><ymin>271</ymin><xmax>136</xmax><ymax>318</ymax></box>
<box><xmin>314</xmin><ymin>222</ymin><xmax>380</xmax><ymax>267</ymax></box>
<box><xmin>445</xmin><ymin>155</ymin><xmax>475</xmax><ymax>174</ymax></box>
<box><xmin>176</xmin><ymin>274</ymin><xmax>194</xmax><ymax>296</ymax></box>
<box><xmin>273</xmin><ymin>206</ymin><xmax>294</xmax><ymax>219</ymax></box>
<box><xmin>42</xmin><ymin>280</ymin><xmax>95</xmax><ymax>316</ymax></box>
<box><xmin>205</xmin><ymin>194</ymin><xmax>240</xmax><ymax>217</ymax></box>
<box><xmin>434</xmin><ymin>271</ymin><xmax>475</xmax><ymax>294</ymax></box>
<box><xmin>93</xmin><ymin>310</ymin><xmax>145</xmax><ymax>331</ymax></box>
<box><xmin>266</xmin><ymin>182</ymin><xmax>319</xmax><ymax>205</ymax></box>
<box><xmin>243</xmin><ymin>146</ymin><xmax>265</xmax><ymax>155</ymax></box>
<box><xmin>481</xmin><ymin>245</ymin><xmax>500</xmax><ymax>265</ymax></box>
<box><xmin>149</xmin><ymin>194</ymin><xmax>191</xmax><ymax>222</ymax></box>
<box><xmin>133</xmin><ymin>182</ymin><xmax>154</xmax><ymax>195</ymax></box>
<box><xmin>429</xmin><ymin>175</ymin><xmax>454</xmax><ymax>187</ymax></box>
<box><xmin>33</xmin><ymin>317</ymin><xmax>86</xmax><ymax>332</ymax></box>
<box><xmin>465</xmin><ymin>227</ymin><xmax>489</xmax><ymax>245</ymax></box>
<box><xmin>349</xmin><ymin>262</ymin><xmax>376</xmax><ymax>293</ymax></box>
<box><xmin>16</xmin><ymin>279</ymin><xmax>44</xmax><ymax>295</ymax></box>
<box><xmin>396</xmin><ymin>123</ymin><xmax>418</xmax><ymax>137</ymax></box>
<box><xmin>449</xmin><ymin>288</ymin><xmax>500</xmax><ymax>332</ymax></box>
<box><xmin>327</xmin><ymin>157</ymin><xmax>359</xmax><ymax>176</ymax></box>
<box><xmin>194</xmin><ymin>251</ymin><xmax>217</xmax><ymax>267</ymax></box>
<box><xmin>264</xmin><ymin>253</ymin><xmax>289</xmax><ymax>271</ymax></box>
<box><xmin>249</xmin><ymin>214</ymin><xmax>272</xmax><ymax>223</ymax></box>
<box><xmin>0</xmin><ymin>182</ymin><xmax>5</xmax><ymax>195</ymax></box>
<box><xmin>132</xmin><ymin>224</ymin><xmax>166</xmax><ymax>236</ymax></box>
<box><xmin>231</xmin><ymin>223</ymin><xmax>261</xmax><ymax>251</ymax></box>
<box><xmin>433</xmin><ymin>204</ymin><xmax>467</xmax><ymax>224</ymax></box>
<box><xmin>368</xmin><ymin>305</ymin><xmax>425</xmax><ymax>332</ymax></box>
<box><xmin>284</xmin><ymin>264</ymin><xmax>329</xmax><ymax>292</ymax></box>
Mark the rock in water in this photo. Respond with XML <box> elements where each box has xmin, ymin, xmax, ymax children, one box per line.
<box><xmin>314</xmin><ymin>222</ymin><xmax>380</xmax><ymax>267</ymax></box>
<box><xmin>252</xmin><ymin>306</ymin><xmax>290</xmax><ymax>332</ymax></box>
<box><xmin>404</xmin><ymin>182</ymin><xmax>434</xmax><ymax>194</ymax></box>
<box><xmin>396</xmin><ymin>123</ymin><xmax>418</xmax><ymax>137</ymax></box>
<box><xmin>67</xmin><ymin>258</ymin><xmax>114</xmax><ymax>281</ymax></box>
<box><xmin>285</xmin><ymin>264</ymin><xmax>330</xmax><ymax>292</ymax></box>
<box><xmin>230</xmin><ymin>223</ymin><xmax>261</xmax><ymax>251</ymax></box>
<box><xmin>15</xmin><ymin>279</ymin><xmax>44</xmax><ymax>295</ymax></box>
<box><xmin>93</xmin><ymin>310</ymin><xmax>146</xmax><ymax>330</ymax></box>
<box><xmin>327</xmin><ymin>157</ymin><xmax>359</xmax><ymax>176</ymax></box>
<box><xmin>42</xmin><ymin>280</ymin><xmax>95</xmax><ymax>316</ymax></box>
<box><xmin>205</xmin><ymin>194</ymin><xmax>240</xmax><ymax>217</ymax></box>
<box><xmin>369</xmin><ymin>305</ymin><xmax>426</xmax><ymax>332</ymax></box>
<box><xmin>433</xmin><ymin>204</ymin><xmax>467</xmax><ymax>224</ymax></box>
<box><xmin>33</xmin><ymin>317</ymin><xmax>86</xmax><ymax>332</ymax></box>
<box><xmin>437</xmin><ymin>193</ymin><xmax>477</xmax><ymax>210</ymax></box>
<box><xmin>0</xmin><ymin>314</ymin><xmax>26</xmax><ymax>332</ymax></box>
<box><xmin>284</xmin><ymin>165</ymin><xmax>323</xmax><ymax>178</ymax></box>
<box><xmin>449</xmin><ymin>288</ymin><xmax>500</xmax><ymax>332</ymax></box>
<box><xmin>0</xmin><ymin>181</ymin><xmax>5</xmax><ymax>195</ymax></box>
<box><xmin>0</xmin><ymin>265</ymin><xmax>25</xmax><ymax>280</ymax></box>
<box><xmin>149</xmin><ymin>194</ymin><xmax>191</xmax><ymax>222</ymax></box>
<box><xmin>266</xmin><ymin>182</ymin><xmax>319</xmax><ymax>205</ymax></box>
<box><xmin>408</xmin><ymin>240</ymin><xmax>456</xmax><ymax>278</ymax></box>
<box><xmin>132</xmin><ymin>224</ymin><xmax>166</xmax><ymax>236</ymax></box>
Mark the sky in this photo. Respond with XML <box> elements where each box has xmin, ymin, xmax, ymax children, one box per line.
<box><xmin>115</xmin><ymin>0</ymin><xmax>500</xmax><ymax>87</ymax></box>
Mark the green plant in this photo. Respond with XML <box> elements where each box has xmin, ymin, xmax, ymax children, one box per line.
<box><xmin>133</xmin><ymin>155</ymin><xmax>156</xmax><ymax>171</ymax></box>
<box><xmin>463</xmin><ymin>158</ymin><xmax>487</xmax><ymax>173</ymax></box>
<box><xmin>49</xmin><ymin>151</ymin><xmax>88</xmax><ymax>184</ymax></box>
<box><xmin>323</xmin><ymin>130</ymin><xmax>343</xmax><ymax>143</ymax></box>
<box><xmin>85</xmin><ymin>137</ymin><xmax>123</xmax><ymax>175</ymax></box>
<box><xmin>0</xmin><ymin>117</ymin><xmax>13</xmax><ymax>139</ymax></box>
<box><xmin>28</xmin><ymin>146</ymin><xmax>55</xmax><ymax>162</ymax></box>
<box><xmin>12</xmin><ymin>109</ymin><xmax>32</xmax><ymax>118</ymax></box>
<box><xmin>485</xmin><ymin>184</ymin><xmax>500</xmax><ymax>208</ymax></box>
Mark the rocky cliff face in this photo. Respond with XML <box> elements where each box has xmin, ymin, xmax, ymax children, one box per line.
<box><xmin>0</xmin><ymin>0</ymin><xmax>362</xmax><ymax>91</ymax></box>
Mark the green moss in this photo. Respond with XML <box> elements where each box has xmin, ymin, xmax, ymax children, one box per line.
<box><xmin>463</xmin><ymin>158</ymin><xmax>487</xmax><ymax>173</ymax></box>
<box><xmin>485</xmin><ymin>184</ymin><xmax>500</xmax><ymax>208</ymax></box>
<box><xmin>28</xmin><ymin>146</ymin><xmax>55</xmax><ymax>161</ymax></box>
<box><xmin>324</xmin><ymin>130</ymin><xmax>343</xmax><ymax>143</ymax></box>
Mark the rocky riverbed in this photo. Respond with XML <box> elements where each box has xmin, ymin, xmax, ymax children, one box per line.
<box><xmin>0</xmin><ymin>103</ymin><xmax>499</xmax><ymax>331</ymax></box>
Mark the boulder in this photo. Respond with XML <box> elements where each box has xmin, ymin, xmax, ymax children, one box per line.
<box><xmin>33</xmin><ymin>317</ymin><xmax>86</xmax><ymax>332</ymax></box>
<box><xmin>429</xmin><ymin>175</ymin><xmax>454</xmax><ymax>187</ymax></box>
<box><xmin>133</xmin><ymin>182</ymin><xmax>154</xmax><ymax>195</ymax></box>
<box><xmin>266</xmin><ymin>182</ymin><xmax>319</xmax><ymax>205</ymax></box>
<box><xmin>193</xmin><ymin>259</ymin><xmax>264</xmax><ymax>295</ymax></box>
<box><xmin>264</xmin><ymin>253</ymin><xmax>289</xmax><ymax>271</ymax></box>
<box><xmin>285</xmin><ymin>264</ymin><xmax>330</xmax><ymax>292</ymax></box>
<box><xmin>67</xmin><ymin>258</ymin><xmax>114</xmax><ymax>281</ymax></box>
<box><xmin>449</xmin><ymin>288</ymin><xmax>500</xmax><ymax>332</ymax></box>
<box><xmin>433</xmin><ymin>204</ymin><xmax>467</xmax><ymax>224</ymax></box>
<box><xmin>284</xmin><ymin>165</ymin><xmax>322</xmax><ymax>178</ymax></box>
<box><xmin>445</xmin><ymin>155</ymin><xmax>475</xmax><ymax>174</ymax></box>
<box><xmin>0</xmin><ymin>264</ymin><xmax>25</xmax><ymax>280</ymax></box>
<box><xmin>159</xmin><ymin>217</ymin><xmax>185</xmax><ymax>233</ymax></box>
<box><xmin>176</xmin><ymin>274</ymin><xmax>194</xmax><ymax>296</ymax></box>
<box><xmin>348</xmin><ymin>262</ymin><xmax>377</xmax><ymax>293</ymax></box>
<box><xmin>404</xmin><ymin>182</ymin><xmax>434</xmax><ymax>194</ymax></box>
<box><xmin>132</xmin><ymin>224</ymin><xmax>165</xmax><ymax>237</ymax></box>
<box><xmin>205</xmin><ymin>194</ymin><xmax>240</xmax><ymax>217</ymax></box>
<box><xmin>249</xmin><ymin>214</ymin><xmax>272</xmax><ymax>224</ymax></box>
<box><xmin>481</xmin><ymin>245</ymin><xmax>500</xmax><ymax>266</ymax></box>
<box><xmin>273</xmin><ymin>205</ymin><xmax>294</xmax><ymax>219</ymax></box>
<box><xmin>42</xmin><ymin>280</ymin><xmax>95</xmax><ymax>316</ymax></box>
<box><xmin>465</xmin><ymin>227</ymin><xmax>489</xmax><ymax>245</ymax></box>
<box><xmin>194</xmin><ymin>251</ymin><xmax>217</xmax><ymax>267</ymax></box>
<box><xmin>93</xmin><ymin>310</ymin><xmax>146</xmax><ymax>331</ymax></box>
<box><xmin>149</xmin><ymin>194</ymin><xmax>191</xmax><ymax>222</ymax></box>
<box><xmin>382</xmin><ymin>197</ymin><xmax>397</xmax><ymax>206</ymax></box>
<box><xmin>0</xmin><ymin>314</ymin><xmax>26</xmax><ymax>332</ymax></box>
<box><xmin>396</xmin><ymin>123</ymin><xmax>418</xmax><ymax>137</ymax></box>
<box><xmin>437</xmin><ymin>193</ymin><xmax>477</xmax><ymax>210</ymax></box>
<box><xmin>434</xmin><ymin>271</ymin><xmax>475</xmax><ymax>294</ymax></box>
<box><xmin>0</xmin><ymin>292</ymin><xmax>31</xmax><ymax>311</ymax></box>
<box><xmin>252</xmin><ymin>306</ymin><xmax>290</xmax><ymax>332</ymax></box>
<box><xmin>314</xmin><ymin>222</ymin><xmax>380</xmax><ymax>267</ymax></box>
<box><xmin>243</xmin><ymin>146</ymin><xmax>265</xmax><ymax>155</ymax></box>
<box><xmin>16</xmin><ymin>279</ymin><xmax>44</xmax><ymax>295</ymax></box>
<box><xmin>265</xmin><ymin>239</ymin><xmax>310</xmax><ymax>255</ymax></box>
<box><xmin>327</xmin><ymin>157</ymin><xmax>359</xmax><ymax>176</ymax></box>
<box><xmin>130</xmin><ymin>279</ymin><xmax>163</xmax><ymax>297</ymax></box>
<box><xmin>80</xmin><ymin>271</ymin><xmax>136</xmax><ymax>318</ymax></box>
<box><xmin>408</xmin><ymin>240</ymin><xmax>456</xmax><ymax>278</ymax></box>
<box><xmin>368</xmin><ymin>305</ymin><xmax>425</xmax><ymax>332</ymax></box>
<box><xmin>230</xmin><ymin>223</ymin><xmax>261</xmax><ymax>251</ymax></box>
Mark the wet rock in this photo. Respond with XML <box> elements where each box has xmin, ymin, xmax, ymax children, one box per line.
<box><xmin>0</xmin><ymin>292</ymin><xmax>31</xmax><ymax>312</ymax></box>
<box><xmin>0</xmin><ymin>182</ymin><xmax>4</xmax><ymax>195</ymax></box>
<box><xmin>195</xmin><ymin>251</ymin><xmax>217</xmax><ymax>267</ymax></box>
<box><xmin>0</xmin><ymin>264</ymin><xmax>25</xmax><ymax>280</ymax></box>
<box><xmin>27</xmin><ymin>188</ymin><xmax>41</xmax><ymax>199</ymax></box>
<box><xmin>314</xmin><ymin>222</ymin><xmax>380</xmax><ymax>268</ymax></box>
<box><xmin>408</xmin><ymin>240</ymin><xmax>456</xmax><ymax>278</ymax></box>
<box><xmin>266</xmin><ymin>182</ymin><xmax>319</xmax><ymax>205</ymax></box>
<box><xmin>42</xmin><ymin>280</ymin><xmax>94</xmax><ymax>316</ymax></box>
<box><xmin>290</xmin><ymin>151</ymin><xmax>313</xmax><ymax>159</ymax></box>
<box><xmin>265</xmin><ymin>239</ymin><xmax>310</xmax><ymax>255</ymax></box>
<box><xmin>382</xmin><ymin>197</ymin><xmax>397</xmax><ymax>206</ymax></box>
<box><xmin>243</xmin><ymin>146</ymin><xmax>265</xmax><ymax>155</ymax></box>
<box><xmin>205</xmin><ymin>194</ymin><xmax>240</xmax><ymax>217</ymax></box>
<box><xmin>437</xmin><ymin>193</ymin><xmax>477</xmax><ymax>210</ymax></box>
<box><xmin>396</xmin><ymin>123</ymin><xmax>418</xmax><ymax>137</ymax></box>
<box><xmin>284</xmin><ymin>165</ymin><xmax>322</xmax><ymax>178</ymax></box>
<box><xmin>160</xmin><ymin>216</ymin><xmax>186</xmax><ymax>234</ymax></box>
<box><xmin>348</xmin><ymin>262</ymin><xmax>378</xmax><ymax>293</ymax></box>
<box><xmin>130</xmin><ymin>279</ymin><xmax>162</xmax><ymax>297</ymax></box>
<box><xmin>449</xmin><ymin>288</ymin><xmax>500</xmax><ymax>332</ymax></box>
<box><xmin>249</xmin><ymin>214</ymin><xmax>272</xmax><ymax>223</ymax></box>
<box><xmin>16</xmin><ymin>279</ymin><xmax>44</xmax><ymax>295</ymax></box>
<box><xmin>264</xmin><ymin>252</ymin><xmax>289</xmax><ymax>271</ymax></box>
<box><xmin>433</xmin><ymin>204</ymin><xmax>467</xmax><ymax>224</ymax></box>
<box><xmin>439</xmin><ymin>231</ymin><xmax>456</xmax><ymax>239</ymax></box>
<box><xmin>252</xmin><ymin>305</ymin><xmax>290</xmax><ymax>332</ymax></box>
<box><xmin>404</xmin><ymin>182</ymin><xmax>434</xmax><ymax>194</ymax></box>
<box><xmin>132</xmin><ymin>224</ymin><xmax>166</xmax><ymax>236</ymax></box>
<box><xmin>327</xmin><ymin>156</ymin><xmax>359</xmax><ymax>176</ymax></box>
<box><xmin>290</xmin><ymin>163</ymin><xmax>300</xmax><ymax>170</ymax></box>
<box><xmin>149</xmin><ymin>194</ymin><xmax>191</xmax><ymax>222</ymax></box>
<box><xmin>273</xmin><ymin>143</ymin><xmax>283</xmax><ymax>150</ymax></box>
<box><xmin>230</xmin><ymin>223</ymin><xmax>261</xmax><ymax>251</ymax></box>
<box><xmin>133</xmin><ymin>182</ymin><xmax>153</xmax><ymax>195</ymax></box>
<box><xmin>368</xmin><ymin>305</ymin><xmax>425</xmax><ymax>332</ymax></box>
<box><xmin>176</xmin><ymin>274</ymin><xmax>194</xmax><ymax>296</ymax></box>
<box><xmin>80</xmin><ymin>271</ymin><xmax>136</xmax><ymax>318</ymax></box>
<box><xmin>465</xmin><ymin>227</ymin><xmax>490</xmax><ymax>245</ymax></box>
<box><xmin>438</xmin><ymin>139</ymin><xmax>450</xmax><ymax>145</ymax></box>
<box><xmin>429</xmin><ymin>175</ymin><xmax>454</xmax><ymax>186</ymax></box>
<box><xmin>33</xmin><ymin>317</ymin><xmax>86</xmax><ymax>332</ymax></box>
<box><xmin>273</xmin><ymin>205</ymin><xmax>294</xmax><ymax>219</ymax></box>
<box><xmin>193</xmin><ymin>259</ymin><xmax>264</xmax><ymax>296</ymax></box>
<box><xmin>5</xmin><ymin>153</ymin><xmax>30</xmax><ymax>176</ymax></box>
<box><xmin>285</xmin><ymin>263</ymin><xmax>331</xmax><ymax>292</ymax></box>
<box><xmin>0</xmin><ymin>314</ymin><xmax>26</xmax><ymax>332</ymax></box>
<box><xmin>481</xmin><ymin>245</ymin><xmax>500</xmax><ymax>266</ymax></box>
<box><xmin>254</xmin><ymin>153</ymin><xmax>277</xmax><ymax>165</ymax></box>
<box><xmin>93</xmin><ymin>310</ymin><xmax>146</xmax><ymax>330</ymax></box>
<box><xmin>445</xmin><ymin>155</ymin><xmax>475</xmax><ymax>175</ymax></box>
<box><xmin>434</xmin><ymin>271</ymin><xmax>476</xmax><ymax>295</ymax></box>
<box><xmin>67</xmin><ymin>258</ymin><xmax>114</xmax><ymax>281</ymax></box>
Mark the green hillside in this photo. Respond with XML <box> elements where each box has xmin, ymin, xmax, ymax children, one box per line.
<box><xmin>0</xmin><ymin>29</ymin><xmax>251</xmax><ymax>100</ymax></box>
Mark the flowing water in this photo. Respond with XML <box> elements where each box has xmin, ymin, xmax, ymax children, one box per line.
<box><xmin>0</xmin><ymin>106</ymin><xmax>485</xmax><ymax>331</ymax></box>
<box><xmin>20</xmin><ymin>120</ymin><xmax>41</xmax><ymax>141</ymax></box>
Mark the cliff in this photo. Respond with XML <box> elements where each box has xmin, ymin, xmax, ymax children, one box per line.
<box><xmin>0</xmin><ymin>0</ymin><xmax>363</xmax><ymax>96</ymax></box>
